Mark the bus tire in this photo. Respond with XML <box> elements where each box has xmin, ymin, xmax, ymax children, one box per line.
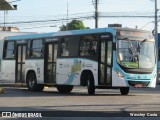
<box><xmin>26</xmin><ymin>72</ymin><xmax>44</xmax><ymax>91</ymax></box>
<box><xmin>120</xmin><ymin>87</ymin><xmax>129</xmax><ymax>95</ymax></box>
<box><xmin>57</xmin><ymin>85</ymin><xmax>73</xmax><ymax>93</ymax></box>
<box><xmin>87</xmin><ymin>74</ymin><xmax>95</xmax><ymax>95</ymax></box>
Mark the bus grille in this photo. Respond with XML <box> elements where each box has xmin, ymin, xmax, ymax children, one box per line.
<box><xmin>128</xmin><ymin>81</ymin><xmax>150</xmax><ymax>87</ymax></box>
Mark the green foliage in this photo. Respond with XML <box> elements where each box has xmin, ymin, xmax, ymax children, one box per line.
<box><xmin>121</xmin><ymin>62</ymin><xmax>138</xmax><ymax>68</ymax></box>
<box><xmin>60</xmin><ymin>20</ymin><xmax>89</xmax><ymax>31</ymax></box>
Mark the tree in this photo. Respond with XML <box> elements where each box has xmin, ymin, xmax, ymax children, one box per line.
<box><xmin>60</xmin><ymin>20</ymin><xmax>89</xmax><ymax>31</ymax></box>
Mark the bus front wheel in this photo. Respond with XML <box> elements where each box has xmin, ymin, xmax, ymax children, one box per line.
<box><xmin>57</xmin><ymin>85</ymin><xmax>73</xmax><ymax>93</ymax></box>
<box><xmin>120</xmin><ymin>87</ymin><xmax>129</xmax><ymax>95</ymax></box>
<box><xmin>87</xmin><ymin>74</ymin><xmax>95</xmax><ymax>95</ymax></box>
<box><xmin>26</xmin><ymin>72</ymin><xmax>44</xmax><ymax>91</ymax></box>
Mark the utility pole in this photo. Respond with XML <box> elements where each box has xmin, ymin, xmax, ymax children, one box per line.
<box><xmin>155</xmin><ymin>0</ymin><xmax>158</xmax><ymax>49</ymax></box>
<box><xmin>0</xmin><ymin>0</ymin><xmax>17</xmax><ymax>31</ymax></box>
<box><xmin>92</xmin><ymin>0</ymin><xmax>99</xmax><ymax>28</ymax></box>
<box><xmin>4</xmin><ymin>11</ymin><xmax>6</xmax><ymax>28</ymax></box>
<box><xmin>155</xmin><ymin>0</ymin><xmax>159</xmax><ymax>84</ymax></box>
<box><xmin>66</xmin><ymin>2</ymin><xmax>69</xmax><ymax>31</ymax></box>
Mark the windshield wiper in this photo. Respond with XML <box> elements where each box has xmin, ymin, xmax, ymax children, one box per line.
<box><xmin>142</xmin><ymin>39</ymin><xmax>147</xmax><ymax>43</ymax></box>
<box><xmin>139</xmin><ymin>39</ymin><xmax>147</xmax><ymax>49</ymax></box>
<box><xmin>123</xmin><ymin>37</ymin><xmax>129</xmax><ymax>40</ymax></box>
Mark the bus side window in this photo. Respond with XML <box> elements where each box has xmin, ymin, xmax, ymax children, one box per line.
<box><xmin>60</xmin><ymin>37</ymin><xmax>79</xmax><ymax>57</ymax></box>
<box><xmin>4</xmin><ymin>41</ymin><xmax>15</xmax><ymax>59</ymax></box>
<box><xmin>61</xmin><ymin>40</ymin><xmax>69</xmax><ymax>56</ymax></box>
<box><xmin>80</xmin><ymin>36</ymin><xmax>97</xmax><ymax>56</ymax></box>
<box><xmin>30</xmin><ymin>39</ymin><xmax>43</xmax><ymax>58</ymax></box>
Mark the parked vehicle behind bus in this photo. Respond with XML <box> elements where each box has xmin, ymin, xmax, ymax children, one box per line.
<box><xmin>0</xmin><ymin>28</ymin><xmax>157</xmax><ymax>95</ymax></box>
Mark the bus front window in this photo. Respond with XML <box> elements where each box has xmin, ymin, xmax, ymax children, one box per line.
<box><xmin>117</xmin><ymin>39</ymin><xmax>155</xmax><ymax>69</ymax></box>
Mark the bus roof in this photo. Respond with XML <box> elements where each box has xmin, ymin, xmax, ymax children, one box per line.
<box><xmin>5</xmin><ymin>27</ymin><xmax>151</xmax><ymax>41</ymax></box>
<box><xmin>0</xmin><ymin>31</ymin><xmax>35</xmax><ymax>41</ymax></box>
<box><xmin>5</xmin><ymin>32</ymin><xmax>53</xmax><ymax>41</ymax></box>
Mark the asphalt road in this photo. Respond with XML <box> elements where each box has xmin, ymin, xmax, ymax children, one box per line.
<box><xmin>0</xmin><ymin>85</ymin><xmax>160</xmax><ymax>119</ymax></box>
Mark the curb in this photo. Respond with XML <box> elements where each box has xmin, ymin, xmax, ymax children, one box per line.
<box><xmin>0</xmin><ymin>83</ymin><xmax>26</xmax><ymax>87</ymax></box>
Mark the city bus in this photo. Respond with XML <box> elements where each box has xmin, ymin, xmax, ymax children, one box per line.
<box><xmin>0</xmin><ymin>27</ymin><xmax>157</xmax><ymax>95</ymax></box>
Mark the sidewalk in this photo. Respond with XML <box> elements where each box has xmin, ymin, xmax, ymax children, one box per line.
<box><xmin>0</xmin><ymin>83</ymin><xmax>26</xmax><ymax>87</ymax></box>
<box><xmin>0</xmin><ymin>79</ymin><xmax>26</xmax><ymax>86</ymax></box>
<box><xmin>0</xmin><ymin>82</ymin><xmax>160</xmax><ymax>87</ymax></box>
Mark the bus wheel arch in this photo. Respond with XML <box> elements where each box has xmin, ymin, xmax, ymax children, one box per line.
<box><xmin>80</xmin><ymin>70</ymin><xmax>95</xmax><ymax>95</ymax></box>
<box><xmin>26</xmin><ymin>70</ymin><xmax>44</xmax><ymax>91</ymax></box>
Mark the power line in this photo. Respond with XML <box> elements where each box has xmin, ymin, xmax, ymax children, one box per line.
<box><xmin>0</xmin><ymin>12</ymin><xmax>93</xmax><ymax>21</ymax></box>
<box><xmin>0</xmin><ymin>0</ymin><xmax>21</xmax><ymax>6</ymax></box>
<box><xmin>1</xmin><ymin>14</ymin><xmax>160</xmax><ymax>26</ymax></box>
<box><xmin>0</xmin><ymin>16</ymin><xmax>93</xmax><ymax>25</ymax></box>
<box><xmin>100</xmin><ymin>15</ymin><xmax>159</xmax><ymax>18</ymax></box>
<box><xmin>20</xmin><ymin>25</ymin><xmax>57</xmax><ymax>30</ymax></box>
<box><xmin>140</xmin><ymin>21</ymin><xmax>154</xmax><ymax>29</ymax></box>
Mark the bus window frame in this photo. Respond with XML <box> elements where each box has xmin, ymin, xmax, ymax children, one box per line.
<box><xmin>58</xmin><ymin>36</ymin><xmax>79</xmax><ymax>58</ymax></box>
<box><xmin>98</xmin><ymin>33</ymin><xmax>114</xmax><ymax>85</ymax></box>
<box><xmin>3</xmin><ymin>40</ymin><xmax>16</xmax><ymax>60</ymax></box>
<box><xmin>29</xmin><ymin>38</ymin><xmax>45</xmax><ymax>59</ymax></box>
<box><xmin>98</xmin><ymin>33</ymin><xmax>114</xmax><ymax>67</ymax></box>
<box><xmin>57</xmin><ymin>33</ymin><xmax>113</xmax><ymax>62</ymax></box>
<box><xmin>79</xmin><ymin>35</ymin><xmax>98</xmax><ymax>57</ymax></box>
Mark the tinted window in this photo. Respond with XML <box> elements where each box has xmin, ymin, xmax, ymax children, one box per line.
<box><xmin>4</xmin><ymin>41</ymin><xmax>15</xmax><ymax>59</ymax></box>
<box><xmin>80</xmin><ymin>36</ymin><xmax>97</xmax><ymax>56</ymax></box>
<box><xmin>60</xmin><ymin>37</ymin><xmax>78</xmax><ymax>57</ymax></box>
<box><xmin>30</xmin><ymin>39</ymin><xmax>43</xmax><ymax>58</ymax></box>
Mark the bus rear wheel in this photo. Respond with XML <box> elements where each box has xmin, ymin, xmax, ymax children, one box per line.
<box><xmin>120</xmin><ymin>87</ymin><xmax>129</xmax><ymax>95</ymax></box>
<box><xmin>87</xmin><ymin>74</ymin><xmax>95</xmax><ymax>95</ymax></box>
<box><xmin>57</xmin><ymin>85</ymin><xmax>73</xmax><ymax>93</ymax></box>
<box><xmin>26</xmin><ymin>72</ymin><xmax>44</xmax><ymax>91</ymax></box>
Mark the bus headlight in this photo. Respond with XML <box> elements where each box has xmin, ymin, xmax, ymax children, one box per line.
<box><xmin>116</xmin><ymin>71</ymin><xmax>124</xmax><ymax>78</ymax></box>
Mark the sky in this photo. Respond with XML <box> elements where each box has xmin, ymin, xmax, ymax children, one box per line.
<box><xmin>0</xmin><ymin>0</ymin><xmax>160</xmax><ymax>33</ymax></box>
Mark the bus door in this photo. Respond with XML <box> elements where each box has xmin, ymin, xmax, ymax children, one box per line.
<box><xmin>45</xmin><ymin>42</ymin><xmax>58</xmax><ymax>84</ymax></box>
<box><xmin>99</xmin><ymin>39</ymin><xmax>112</xmax><ymax>86</ymax></box>
<box><xmin>16</xmin><ymin>44</ymin><xmax>27</xmax><ymax>83</ymax></box>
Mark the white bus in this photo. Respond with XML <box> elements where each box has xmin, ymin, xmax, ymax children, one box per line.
<box><xmin>0</xmin><ymin>28</ymin><xmax>157</xmax><ymax>95</ymax></box>
<box><xmin>0</xmin><ymin>31</ymin><xmax>34</xmax><ymax>83</ymax></box>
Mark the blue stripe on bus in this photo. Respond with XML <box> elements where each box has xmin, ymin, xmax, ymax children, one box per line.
<box><xmin>64</xmin><ymin>59</ymin><xmax>77</xmax><ymax>84</ymax></box>
<box><xmin>5</xmin><ymin>33</ymin><xmax>54</xmax><ymax>40</ymax></box>
<box><xmin>5</xmin><ymin>28</ymin><xmax>116</xmax><ymax>40</ymax></box>
<box><xmin>58</xmin><ymin>58</ymin><xmax>97</xmax><ymax>85</ymax></box>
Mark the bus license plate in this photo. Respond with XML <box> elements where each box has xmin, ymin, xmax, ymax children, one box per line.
<box><xmin>135</xmin><ymin>84</ymin><xmax>143</xmax><ymax>88</ymax></box>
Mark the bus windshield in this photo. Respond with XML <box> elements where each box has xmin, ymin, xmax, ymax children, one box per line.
<box><xmin>117</xmin><ymin>39</ymin><xmax>155</xmax><ymax>69</ymax></box>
